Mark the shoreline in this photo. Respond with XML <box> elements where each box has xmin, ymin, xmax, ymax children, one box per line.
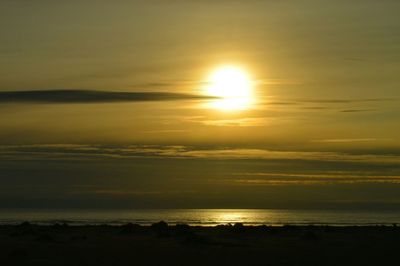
<box><xmin>1</xmin><ymin>222</ymin><xmax>399</xmax><ymax>265</ymax></box>
<box><xmin>0</xmin><ymin>222</ymin><xmax>399</xmax><ymax>227</ymax></box>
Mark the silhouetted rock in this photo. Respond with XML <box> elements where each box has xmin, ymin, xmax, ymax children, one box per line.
<box><xmin>216</xmin><ymin>224</ymin><xmax>232</xmax><ymax>229</ymax></box>
<box><xmin>233</xmin><ymin>222</ymin><xmax>244</xmax><ymax>228</ymax></box>
<box><xmin>174</xmin><ymin>223</ymin><xmax>191</xmax><ymax>236</ymax></box>
<box><xmin>257</xmin><ymin>225</ymin><xmax>269</xmax><ymax>231</ymax></box>
<box><xmin>232</xmin><ymin>223</ymin><xmax>247</xmax><ymax>234</ymax></box>
<box><xmin>120</xmin><ymin>223</ymin><xmax>141</xmax><ymax>234</ymax></box>
<box><xmin>53</xmin><ymin>222</ymin><xmax>69</xmax><ymax>230</ymax></box>
<box><xmin>18</xmin><ymin>221</ymin><xmax>32</xmax><ymax>228</ymax></box>
<box><xmin>151</xmin><ymin>221</ymin><xmax>170</xmax><ymax>237</ymax></box>
<box><xmin>151</xmin><ymin>221</ymin><xmax>168</xmax><ymax>230</ymax></box>
<box><xmin>61</xmin><ymin>222</ymin><xmax>69</xmax><ymax>227</ymax></box>
<box><xmin>16</xmin><ymin>221</ymin><xmax>35</xmax><ymax>235</ymax></box>
<box><xmin>175</xmin><ymin>223</ymin><xmax>190</xmax><ymax>229</ymax></box>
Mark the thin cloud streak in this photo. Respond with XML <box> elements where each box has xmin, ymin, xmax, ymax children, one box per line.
<box><xmin>300</xmin><ymin>98</ymin><xmax>396</xmax><ymax>104</ymax></box>
<box><xmin>340</xmin><ymin>109</ymin><xmax>375</xmax><ymax>113</ymax></box>
<box><xmin>264</xmin><ymin>98</ymin><xmax>396</xmax><ymax>106</ymax></box>
<box><xmin>0</xmin><ymin>90</ymin><xmax>214</xmax><ymax>104</ymax></box>
<box><xmin>312</xmin><ymin>138</ymin><xmax>392</xmax><ymax>143</ymax></box>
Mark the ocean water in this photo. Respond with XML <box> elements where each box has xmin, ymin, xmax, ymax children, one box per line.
<box><xmin>0</xmin><ymin>209</ymin><xmax>400</xmax><ymax>226</ymax></box>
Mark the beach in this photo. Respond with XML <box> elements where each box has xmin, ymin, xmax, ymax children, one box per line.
<box><xmin>1</xmin><ymin>222</ymin><xmax>399</xmax><ymax>266</ymax></box>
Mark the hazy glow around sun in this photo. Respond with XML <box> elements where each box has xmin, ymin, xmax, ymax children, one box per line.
<box><xmin>205</xmin><ymin>66</ymin><xmax>254</xmax><ymax>111</ymax></box>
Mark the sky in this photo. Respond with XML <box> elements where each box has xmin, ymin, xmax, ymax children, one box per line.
<box><xmin>0</xmin><ymin>0</ymin><xmax>399</xmax><ymax>209</ymax></box>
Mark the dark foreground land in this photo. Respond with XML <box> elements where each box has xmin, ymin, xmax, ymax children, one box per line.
<box><xmin>0</xmin><ymin>222</ymin><xmax>399</xmax><ymax>266</ymax></box>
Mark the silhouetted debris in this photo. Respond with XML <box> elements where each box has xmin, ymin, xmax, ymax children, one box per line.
<box><xmin>8</xmin><ymin>248</ymin><xmax>28</xmax><ymax>261</ymax></box>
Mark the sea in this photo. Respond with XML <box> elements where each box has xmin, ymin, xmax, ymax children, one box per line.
<box><xmin>0</xmin><ymin>209</ymin><xmax>399</xmax><ymax>226</ymax></box>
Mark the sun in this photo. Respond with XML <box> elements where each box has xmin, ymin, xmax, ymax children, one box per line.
<box><xmin>205</xmin><ymin>66</ymin><xmax>254</xmax><ymax>111</ymax></box>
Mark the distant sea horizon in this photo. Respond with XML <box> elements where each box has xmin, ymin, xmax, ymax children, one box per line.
<box><xmin>0</xmin><ymin>209</ymin><xmax>399</xmax><ymax>226</ymax></box>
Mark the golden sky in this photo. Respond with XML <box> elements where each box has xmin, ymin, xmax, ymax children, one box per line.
<box><xmin>0</xmin><ymin>0</ymin><xmax>399</xmax><ymax>209</ymax></box>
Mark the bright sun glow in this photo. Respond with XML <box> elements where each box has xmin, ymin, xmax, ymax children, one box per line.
<box><xmin>205</xmin><ymin>66</ymin><xmax>254</xmax><ymax>111</ymax></box>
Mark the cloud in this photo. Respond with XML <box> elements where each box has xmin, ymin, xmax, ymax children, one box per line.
<box><xmin>144</xmin><ymin>129</ymin><xmax>188</xmax><ymax>134</ymax></box>
<box><xmin>1</xmin><ymin>145</ymin><xmax>400</xmax><ymax>189</ymax></box>
<box><xmin>264</xmin><ymin>101</ymin><xmax>300</xmax><ymax>106</ymax></box>
<box><xmin>340</xmin><ymin>109</ymin><xmax>375</xmax><ymax>113</ymax></box>
<box><xmin>1</xmin><ymin>144</ymin><xmax>400</xmax><ymax>164</ymax></box>
<box><xmin>256</xmin><ymin>78</ymin><xmax>303</xmax><ymax>86</ymax></box>
<box><xmin>302</xmin><ymin>106</ymin><xmax>329</xmax><ymax>110</ymax></box>
<box><xmin>131</xmin><ymin>80</ymin><xmax>207</xmax><ymax>89</ymax></box>
<box><xmin>0</xmin><ymin>90</ymin><xmax>214</xmax><ymax>104</ymax></box>
<box><xmin>231</xmin><ymin>172</ymin><xmax>400</xmax><ymax>185</ymax></box>
<box><xmin>344</xmin><ymin>57</ymin><xmax>366</xmax><ymax>62</ymax></box>
<box><xmin>195</xmin><ymin>117</ymin><xmax>273</xmax><ymax>127</ymax></box>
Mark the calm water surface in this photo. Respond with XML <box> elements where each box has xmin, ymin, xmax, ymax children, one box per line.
<box><xmin>0</xmin><ymin>209</ymin><xmax>399</xmax><ymax>226</ymax></box>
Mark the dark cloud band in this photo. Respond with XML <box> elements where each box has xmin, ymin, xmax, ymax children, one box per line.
<box><xmin>0</xmin><ymin>90</ymin><xmax>214</xmax><ymax>104</ymax></box>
